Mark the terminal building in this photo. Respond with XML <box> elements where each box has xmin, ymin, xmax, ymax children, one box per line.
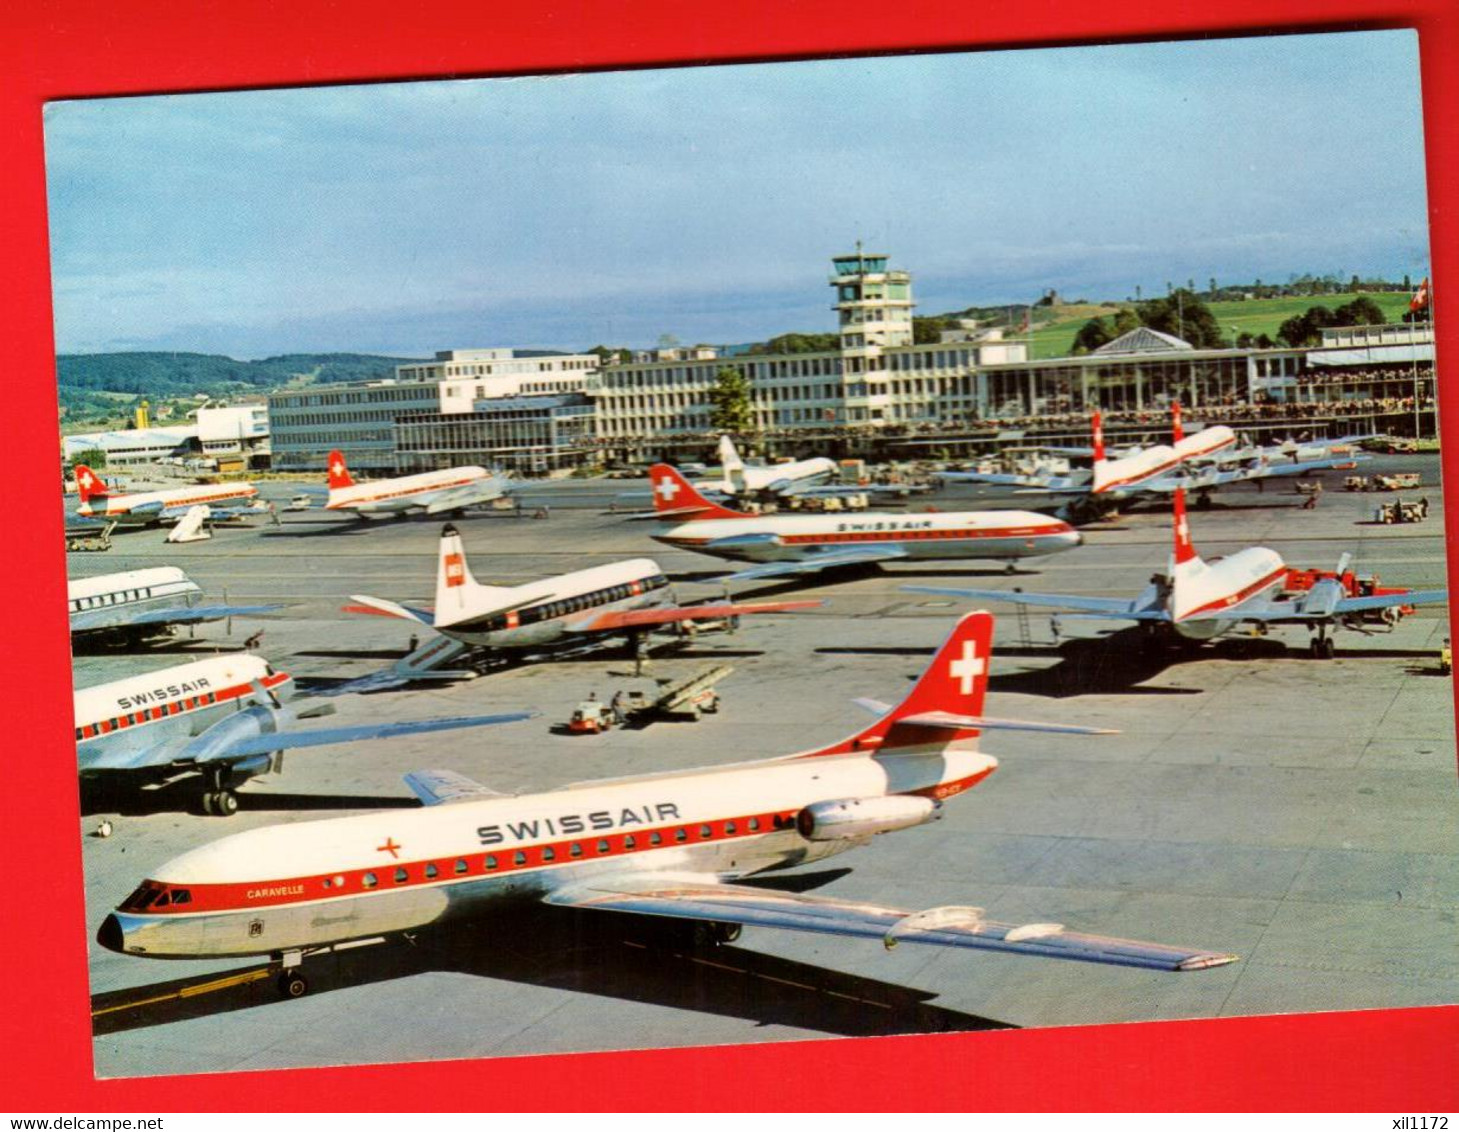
<box><xmin>264</xmin><ymin>252</ymin><xmax>1437</xmax><ymax>473</ymax></box>
<box><xmin>592</xmin><ymin>251</ymin><xmax>1026</xmax><ymax>447</ymax></box>
<box><xmin>268</xmin><ymin>349</ymin><xmax>602</xmax><ymax>473</ymax></box>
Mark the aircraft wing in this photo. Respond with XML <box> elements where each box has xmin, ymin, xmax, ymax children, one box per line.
<box><xmin>717</xmin><ymin>544</ymin><xmax>909</xmax><ymax>582</ymax></box>
<box><xmin>70</xmin><ymin>602</ymin><xmax>285</xmax><ymax>633</ymax></box>
<box><xmin>566</xmin><ymin>599</ymin><xmax>822</xmax><ymax>634</ymax></box>
<box><xmin>903</xmin><ymin>584</ymin><xmax>1162</xmax><ymax>619</ymax></box>
<box><xmin>198</xmin><ymin>711</ymin><xmax>537</xmax><ymax>760</ymax></box>
<box><xmin>936</xmin><ymin>471</ymin><xmax>1053</xmax><ymax>487</ymax></box>
<box><xmin>1206</xmin><ymin>588</ymin><xmax>1449</xmax><ymax>624</ymax></box>
<box><xmin>544</xmin><ymin>874</ymin><xmax>1236</xmax><ymax>972</ymax></box>
<box><xmin>423</xmin><ymin>477</ymin><xmax>511</xmax><ymax>515</ymax></box>
<box><xmin>344</xmin><ymin>595</ymin><xmax>437</xmax><ymax>625</ymax></box>
<box><xmin>403</xmin><ymin>768</ymin><xmax>510</xmax><ymax>805</ymax></box>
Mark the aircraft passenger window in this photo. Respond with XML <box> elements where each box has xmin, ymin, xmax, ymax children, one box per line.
<box><xmin>393</xmin><ymin>867</ymin><xmax>408</xmax><ymax>883</ymax></box>
<box><xmin>424</xmin><ymin>863</ymin><xmax>438</xmax><ymax>879</ymax></box>
<box><xmin>724</xmin><ymin>821</ymin><xmax>736</xmax><ymax>835</ymax></box>
<box><xmin>623</xmin><ymin>835</ymin><xmax>636</xmax><ymax>850</ymax></box>
<box><xmin>485</xmin><ymin>855</ymin><xmax>498</xmax><ymax>870</ymax></box>
<box><xmin>363</xmin><ymin>872</ymin><xmax>378</xmax><ymax>888</ymax></box>
<box><xmin>569</xmin><ymin>843</ymin><xmax>583</xmax><ymax>857</ymax></box>
<box><xmin>674</xmin><ymin>829</ymin><xmax>687</xmax><ymax>843</ymax></box>
<box><xmin>541</xmin><ymin>847</ymin><xmax>555</xmax><ymax>862</ymax></box>
<box><xmin>596</xmin><ymin>839</ymin><xmax>610</xmax><ymax>854</ymax></box>
<box><xmin>748</xmin><ymin>817</ymin><xmax>761</xmax><ymax>832</ymax></box>
<box><xmin>513</xmin><ymin>851</ymin><xmax>527</xmax><ymax>866</ymax></box>
<box><xmin>699</xmin><ymin>824</ymin><xmax>712</xmax><ymax>839</ymax></box>
<box><xmin>649</xmin><ymin>832</ymin><xmax>662</xmax><ymax>846</ymax></box>
<box><xmin>454</xmin><ymin>859</ymin><xmax>467</xmax><ymax>874</ymax></box>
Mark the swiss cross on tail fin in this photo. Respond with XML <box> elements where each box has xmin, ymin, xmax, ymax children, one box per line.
<box><xmin>647</xmin><ymin>464</ymin><xmax>750</xmax><ymax>521</ymax></box>
<box><xmin>798</xmin><ymin>611</ymin><xmax>995</xmax><ymax>757</ymax></box>
<box><xmin>1091</xmin><ymin>410</ymin><xmax>1105</xmax><ymax>464</ymax></box>
<box><xmin>73</xmin><ymin>465</ymin><xmax>109</xmax><ymax>503</ymax></box>
<box><xmin>327</xmin><ymin>449</ymin><xmax>355</xmax><ymax>490</ymax></box>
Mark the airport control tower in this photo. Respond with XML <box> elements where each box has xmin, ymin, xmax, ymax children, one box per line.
<box><xmin>830</xmin><ymin>246</ymin><xmax>914</xmax><ymax>417</ymax></box>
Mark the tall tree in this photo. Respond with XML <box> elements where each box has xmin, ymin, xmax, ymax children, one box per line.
<box><xmin>1137</xmin><ymin>289</ymin><xmax>1228</xmax><ymax>349</ymax></box>
<box><xmin>1071</xmin><ymin>318</ymin><xmax>1113</xmax><ymax>354</ymax></box>
<box><xmin>708</xmin><ymin>367</ymin><xmax>756</xmax><ymax>434</ymax></box>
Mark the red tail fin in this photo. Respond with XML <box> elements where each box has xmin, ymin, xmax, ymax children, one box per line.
<box><xmin>327</xmin><ymin>450</ymin><xmax>355</xmax><ymax>490</ymax></box>
<box><xmin>1091</xmin><ymin>410</ymin><xmax>1105</xmax><ymax>463</ymax></box>
<box><xmin>800</xmin><ymin>612</ymin><xmax>994</xmax><ymax>757</ymax></box>
<box><xmin>1171</xmin><ymin>401</ymin><xmax>1184</xmax><ymax>443</ymax></box>
<box><xmin>1172</xmin><ymin>487</ymin><xmax>1196</xmax><ymax>566</ymax></box>
<box><xmin>647</xmin><ymin>464</ymin><xmax>749</xmax><ymax>521</ymax></box>
<box><xmin>73</xmin><ymin>465</ymin><xmax>108</xmax><ymax>503</ymax></box>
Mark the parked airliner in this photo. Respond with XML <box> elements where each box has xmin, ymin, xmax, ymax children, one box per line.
<box><xmin>98</xmin><ymin>610</ymin><xmax>1237</xmax><ymax>996</ymax></box>
<box><xmin>69</xmin><ymin>567</ymin><xmax>281</xmax><ymax>644</ymax></box>
<box><xmin>75</xmin><ymin>654</ymin><xmax>533</xmax><ymax>814</ymax></box>
<box><xmin>338</xmin><ymin>524</ymin><xmax>822</xmax><ymax>690</ymax></box>
<box><xmin>73</xmin><ymin>466</ymin><xmax>262</xmax><ymax>527</ymax></box>
<box><xmin>324</xmin><ymin>450</ymin><xmax>510</xmax><ymax>517</ymax></box>
<box><xmin>907</xmin><ymin>488</ymin><xmax>1446</xmax><ymax>657</ymax></box>
<box><xmin>646</xmin><ymin>464</ymin><xmax>1081</xmax><ymax>583</ymax></box>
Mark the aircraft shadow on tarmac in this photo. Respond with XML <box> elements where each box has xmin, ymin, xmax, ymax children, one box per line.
<box><xmin>91</xmin><ymin>875</ymin><xmax>1012</xmax><ymax>1042</ymax></box>
<box><xmin>669</xmin><ymin>563</ymin><xmax>1050</xmax><ymax>600</ymax></box>
<box><xmin>80</xmin><ymin>776</ymin><xmax>421</xmax><ymax>818</ymax></box>
<box><xmin>822</xmin><ymin>629</ymin><xmax>1440</xmax><ymax>698</ymax></box>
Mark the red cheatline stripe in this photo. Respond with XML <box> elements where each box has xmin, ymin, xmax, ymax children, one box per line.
<box><xmin>326</xmin><ymin>474</ymin><xmax>480</xmax><ymax>508</ymax></box>
<box><xmin>781</xmin><ymin>526</ymin><xmax>1065</xmax><ymax>546</ymax></box>
<box><xmin>127</xmin><ymin>807</ymin><xmax>808</xmax><ymax>915</ymax></box>
<box><xmin>76</xmin><ymin>672</ymin><xmax>290</xmax><ymax>738</ymax></box>
<box><xmin>1176</xmin><ymin>566</ymin><xmax>1288</xmax><ymax>620</ymax></box>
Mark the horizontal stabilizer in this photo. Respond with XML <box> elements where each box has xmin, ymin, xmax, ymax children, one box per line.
<box><xmin>852</xmin><ymin>698</ymin><xmax>1117</xmax><ymax>735</ymax></box>
<box><xmin>344</xmin><ymin>595</ymin><xmax>436</xmax><ymax>625</ymax></box>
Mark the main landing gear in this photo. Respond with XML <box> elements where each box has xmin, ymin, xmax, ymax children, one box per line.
<box><xmin>199</xmin><ymin>765</ymin><xmax>241</xmax><ymax>816</ymax></box>
<box><xmin>1308</xmin><ymin>630</ymin><xmax>1337</xmax><ymax>659</ymax></box>
<box><xmin>277</xmin><ymin>970</ymin><xmax>309</xmax><ymax>998</ymax></box>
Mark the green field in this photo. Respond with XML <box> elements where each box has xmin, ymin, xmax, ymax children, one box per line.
<box><xmin>1025</xmin><ymin>292</ymin><xmax>1415</xmax><ymax>360</ymax></box>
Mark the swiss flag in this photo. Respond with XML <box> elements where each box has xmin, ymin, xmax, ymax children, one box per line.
<box><xmin>1410</xmin><ymin>277</ymin><xmax>1430</xmax><ymax>312</ymax></box>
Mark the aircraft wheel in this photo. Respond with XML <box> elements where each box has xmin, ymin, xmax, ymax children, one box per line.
<box><xmin>216</xmin><ymin>790</ymin><xmax>240</xmax><ymax>816</ymax></box>
<box><xmin>201</xmin><ymin>792</ymin><xmax>217</xmax><ymax>815</ymax></box>
<box><xmin>710</xmin><ymin>921</ymin><xmax>742</xmax><ymax>945</ymax></box>
<box><xmin>277</xmin><ymin>972</ymin><xmax>309</xmax><ymax>999</ymax></box>
<box><xmin>1322</xmin><ymin>638</ymin><xmax>1337</xmax><ymax>659</ymax></box>
<box><xmin>1308</xmin><ymin>639</ymin><xmax>1321</xmax><ymax>659</ymax></box>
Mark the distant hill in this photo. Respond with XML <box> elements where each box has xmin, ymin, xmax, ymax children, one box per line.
<box><xmin>57</xmin><ymin>352</ymin><xmax>427</xmax><ymax>397</ymax></box>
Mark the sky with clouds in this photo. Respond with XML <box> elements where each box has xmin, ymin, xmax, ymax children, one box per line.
<box><xmin>44</xmin><ymin>30</ymin><xmax>1430</xmax><ymax>359</ymax></box>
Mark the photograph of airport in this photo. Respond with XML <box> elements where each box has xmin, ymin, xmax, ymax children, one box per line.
<box><xmin>49</xmin><ymin>29</ymin><xmax>1454</xmax><ymax>1078</ymax></box>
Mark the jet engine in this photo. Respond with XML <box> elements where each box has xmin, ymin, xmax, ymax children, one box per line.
<box><xmin>795</xmin><ymin>795</ymin><xmax>941</xmax><ymax>841</ymax></box>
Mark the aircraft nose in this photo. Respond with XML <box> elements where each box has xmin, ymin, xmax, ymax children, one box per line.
<box><xmin>96</xmin><ymin>913</ymin><xmax>124</xmax><ymax>953</ymax></box>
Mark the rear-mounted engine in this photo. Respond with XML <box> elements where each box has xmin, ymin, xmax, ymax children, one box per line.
<box><xmin>795</xmin><ymin>795</ymin><xmax>941</xmax><ymax>841</ymax></box>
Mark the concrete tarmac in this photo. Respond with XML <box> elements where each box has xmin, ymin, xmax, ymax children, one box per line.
<box><xmin>69</xmin><ymin>455</ymin><xmax>1457</xmax><ymax>1077</ymax></box>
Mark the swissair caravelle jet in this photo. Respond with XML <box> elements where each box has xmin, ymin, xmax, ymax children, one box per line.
<box><xmin>73</xmin><ymin>465</ymin><xmax>263</xmax><ymax>527</ymax></box>
<box><xmin>98</xmin><ymin>610</ymin><xmax>1237</xmax><ymax>995</ymax></box>
<box><xmin>69</xmin><ymin>567</ymin><xmax>282</xmax><ymax>644</ymax></box>
<box><xmin>646</xmin><ymin>464</ymin><xmax>1082</xmax><ymax>583</ymax></box>
<box><xmin>907</xmin><ymin>488</ymin><xmax>1447</xmax><ymax>658</ymax></box>
<box><xmin>337</xmin><ymin>525</ymin><xmax>822</xmax><ymax>690</ymax></box>
<box><xmin>75</xmin><ymin>654</ymin><xmax>533</xmax><ymax>815</ymax></box>
<box><xmin>324</xmin><ymin>450</ymin><xmax>511</xmax><ymax>518</ymax></box>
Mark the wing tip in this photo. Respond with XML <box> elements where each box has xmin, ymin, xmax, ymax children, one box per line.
<box><xmin>1178</xmin><ymin>952</ymin><xmax>1241</xmax><ymax>971</ymax></box>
